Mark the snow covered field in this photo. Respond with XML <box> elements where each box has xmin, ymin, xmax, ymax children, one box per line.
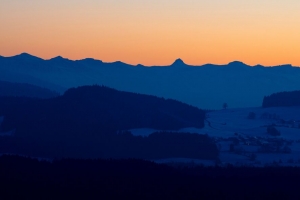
<box><xmin>131</xmin><ymin>106</ymin><xmax>300</xmax><ymax>167</ymax></box>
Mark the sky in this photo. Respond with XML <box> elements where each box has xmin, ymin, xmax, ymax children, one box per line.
<box><xmin>1</xmin><ymin>0</ymin><xmax>300</xmax><ymax>66</ymax></box>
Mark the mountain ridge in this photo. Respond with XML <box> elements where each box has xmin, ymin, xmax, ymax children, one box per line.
<box><xmin>9</xmin><ymin>53</ymin><xmax>44</xmax><ymax>61</ymax></box>
<box><xmin>2</xmin><ymin>53</ymin><xmax>297</xmax><ymax>68</ymax></box>
<box><xmin>0</xmin><ymin>80</ymin><xmax>59</xmax><ymax>98</ymax></box>
<box><xmin>1</xmin><ymin>53</ymin><xmax>300</xmax><ymax>109</ymax></box>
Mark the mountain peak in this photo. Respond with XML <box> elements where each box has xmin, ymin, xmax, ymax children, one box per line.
<box><xmin>51</xmin><ymin>56</ymin><xmax>64</xmax><ymax>60</ymax></box>
<box><xmin>77</xmin><ymin>58</ymin><xmax>103</xmax><ymax>65</ymax></box>
<box><xmin>14</xmin><ymin>53</ymin><xmax>42</xmax><ymax>61</ymax></box>
<box><xmin>19</xmin><ymin>52</ymin><xmax>32</xmax><ymax>57</ymax></box>
<box><xmin>49</xmin><ymin>56</ymin><xmax>71</xmax><ymax>62</ymax></box>
<box><xmin>228</xmin><ymin>61</ymin><xmax>248</xmax><ymax>67</ymax></box>
<box><xmin>136</xmin><ymin>64</ymin><xmax>145</xmax><ymax>67</ymax></box>
<box><xmin>81</xmin><ymin>58</ymin><xmax>102</xmax><ymax>62</ymax></box>
<box><xmin>110</xmin><ymin>61</ymin><xmax>132</xmax><ymax>67</ymax></box>
<box><xmin>171</xmin><ymin>58</ymin><xmax>186</xmax><ymax>67</ymax></box>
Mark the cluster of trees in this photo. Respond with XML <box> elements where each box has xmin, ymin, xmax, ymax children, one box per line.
<box><xmin>262</xmin><ymin>90</ymin><xmax>300</xmax><ymax>107</ymax></box>
<box><xmin>1</xmin><ymin>155</ymin><xmax>300</xmax><ymax>199</ymax></box>
<box><xmin>267</xmin><ymin>125</ymin><xmax>281</xmax><ymax>136</ymax></box>
<box><xmin>247</xmin><ymin>112</ymin><xmax>256</xmax><ymax>119</ymax></box>
<box><xmin>0</xmin><ymin>85</ymin><xmax>212</xmax><ymax>160</ymax></box>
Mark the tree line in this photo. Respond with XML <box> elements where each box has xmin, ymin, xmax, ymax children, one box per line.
<box><xmin>262</xmin><ymin>90</ymin><xmax>300</xmax><ymax>107</ymax></box>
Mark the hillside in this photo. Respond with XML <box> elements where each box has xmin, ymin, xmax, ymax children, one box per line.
<box><xmin>262</xmin><ymin>90</ymin><xmax>300</xmax><ymax>108</ymax></box>
<box><xmin>1</xmin><ymin>53</ymin><xmax>300</xmax><ymax>109</ymax></box>
<box><xmin>0</xmin><ymin>80</ymin><xmax>59</xmax><ymax>98</ymax></box>
<box><xmin>0</xmin><ymin>85</ymin><xmax>205</xmax><ymax>132</ymax></box>
<box><xmin>0</xmin><ymin>85</ymin><xmax>214</xmax><ymax>160</ymax></box>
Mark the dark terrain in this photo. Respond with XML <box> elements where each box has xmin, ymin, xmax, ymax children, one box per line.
<box><xmin>1</xmin><ymin>155</ymin><xmax>299</xmax><ymax>199</ymax></box>
<box><xmin>1</xmin><ymin>65</ymin><xmax>300</xmax><ymax>198</ymax></box>
<box><xmin>263</xmin><ymin>90</ymin><xmax>300</xmax><ymax>108</ymax></box>
<box><xmin>0</xmin><ymin>80</ymin><xmax>59</xmax><ymax>98</ymax></box>
<box><xmin>0</xmin><ymin>85</ymin><xmax>217</xmax><ymax>160</ymax></box>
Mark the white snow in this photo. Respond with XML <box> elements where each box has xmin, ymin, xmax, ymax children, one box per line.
<box><xmin>131</xmin><ymin>106</ymin><xmax>300</xmax><ymax>167</ymax></box>
<box><xmin>129</xmin><ymin>128</ymin><xmax>157</xmax><ymax>137</ymax></box>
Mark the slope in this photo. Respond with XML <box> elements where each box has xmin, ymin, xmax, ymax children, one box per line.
<box><xmin>0</xmin><ymin>85</ymin><xmax>212</xmax><ymax>160</ymax></box>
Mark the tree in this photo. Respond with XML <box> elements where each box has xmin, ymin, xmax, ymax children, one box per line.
<box><xmin>247</xmin><ymin>112</ymin><xmax>256</xmax><ymax>119</ymax></box>
<box><xmin>267</xmin><ymin>125</ymin><xmax>280</xmax><ymax>136</ymax></box>
<box><xmin>223</xmin><ymin>103</ymin><xmax>228</xmax><ymax>109</ymax></box>
<box><xmin>283</xmin><ymin>146</ymin><xmax>291</xmax><ymax>154</ymax></box>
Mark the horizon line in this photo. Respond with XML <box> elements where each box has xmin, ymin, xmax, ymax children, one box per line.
<box><xmin>1</xmin><ymin>52</ymin><xmax>297</xmax><ymax>68</ymax></box>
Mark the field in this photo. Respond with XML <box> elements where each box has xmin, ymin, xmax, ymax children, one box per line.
<box><xmin>131</xmin><ymin>106</ymin><xmax>300</xmax><ymax>167</ymax></box>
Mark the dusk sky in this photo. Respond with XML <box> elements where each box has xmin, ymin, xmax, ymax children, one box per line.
<box><xmin>1</xmin><ymin>0</ymin><xmax>300</xmax><ymax>66</ymax></box>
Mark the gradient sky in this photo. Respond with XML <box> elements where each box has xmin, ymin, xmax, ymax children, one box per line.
<box><xmin>1</xmin><ymin>0</ymin><xmax>300</xmax><ymax>66</ymax></box>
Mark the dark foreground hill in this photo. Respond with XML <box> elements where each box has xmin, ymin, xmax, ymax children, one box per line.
<box><xmin>1</xmin><ymin>155</ymin><xmax>299</xmax><ymax>199</ymax></box>
<box><xmin>262</xmin><ymin>90</ymin><xmax>300</xmax><ymax>107</ymax></box>
<box><xmin>0</xmin><ymin>85</ymin><xmax>215</xmax><ymax>160</ymax></box>
<box><xmin>0</xmin><ymin>80</ymin><xmax>59</xmax><ymax>98</ymax></box>
<box><xmin>1</xmin><ymin>85</ymin><xmax>205</xmax><ymax>132</ymax></box>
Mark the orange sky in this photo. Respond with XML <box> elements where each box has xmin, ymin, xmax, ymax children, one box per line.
<box><xmin>1</xmin><ymin>0</ymin><xmax>300</xmax><ymax>66</ymax></box>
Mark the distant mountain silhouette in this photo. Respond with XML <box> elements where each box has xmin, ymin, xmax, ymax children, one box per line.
<box><xmin>49</xmin><ymin>56</ymin><xmax>67</xmax><ymax>61</ymax></box>
<box><xmin>171</xmin><ymin>58</ymin><xmax>187</xmax><ymax>67</ymax></box>
<box><xmin>0</xmin><ymin>85</ymin><xmax>212</xmax><ymax>159</ymax></box>
<box><xmin>77</xmin><ymin>58</ymin><xmax>103</xmax><ymax>65</ymax></box>
<box><xmin>262</xmin><ymin>90</ymin><xmax>300</xmax><ymax>108</ymax></box>
<box><xmin>1</xmin><ymin>53</ymin><xmax>300</xmax><ymax>109</ymax></box>
<box><xmin>0</xmin><ymin>80</ymin><xmax>59</xmax><ymax>98</ymax></box>
<box><xmin>227</xmin><ymin>61</ymin><xmax>248</xmax><ymax>67</ymax></box>
<box><xmin>11</xmin><ymin>53</ymin><xmax>43</xmax><ymax>61</ymax></box>
<box><xmin>136</xmin><ymin>64</ymin><xmax>145</xmax><ymax>67</ymax></box>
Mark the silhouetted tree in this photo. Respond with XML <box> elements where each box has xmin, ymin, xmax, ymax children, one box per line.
<box><xmin>247</xmin><ymin>112</ymin><xmax>256</xmax><ymax>119</ymax></box>
<box><xmin>267</xmin><ymin>125</ymin><xmax>280</xmax><ymax>136</ymax></box>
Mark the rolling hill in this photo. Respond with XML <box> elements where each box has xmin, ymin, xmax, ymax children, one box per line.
<box><xmin>0</xmin><ymin>85</ymin><xmax>216</xmax><ymax>160</ymax></box>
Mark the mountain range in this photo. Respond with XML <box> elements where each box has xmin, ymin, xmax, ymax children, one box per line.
<box><xmin>1</xmin><ymin>53</ymin><xmax>300</xmax><ymax>109</ymax></box>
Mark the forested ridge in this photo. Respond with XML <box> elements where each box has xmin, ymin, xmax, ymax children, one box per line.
<box><xmin>0</xmin><ymin>85</ymin><xmax>215</xmax><ymax>160</ymax></box>
<box><xmin>263</xmin><ymin>90</ymin><xmax>300</xmax><ymax>107</ymax></box>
